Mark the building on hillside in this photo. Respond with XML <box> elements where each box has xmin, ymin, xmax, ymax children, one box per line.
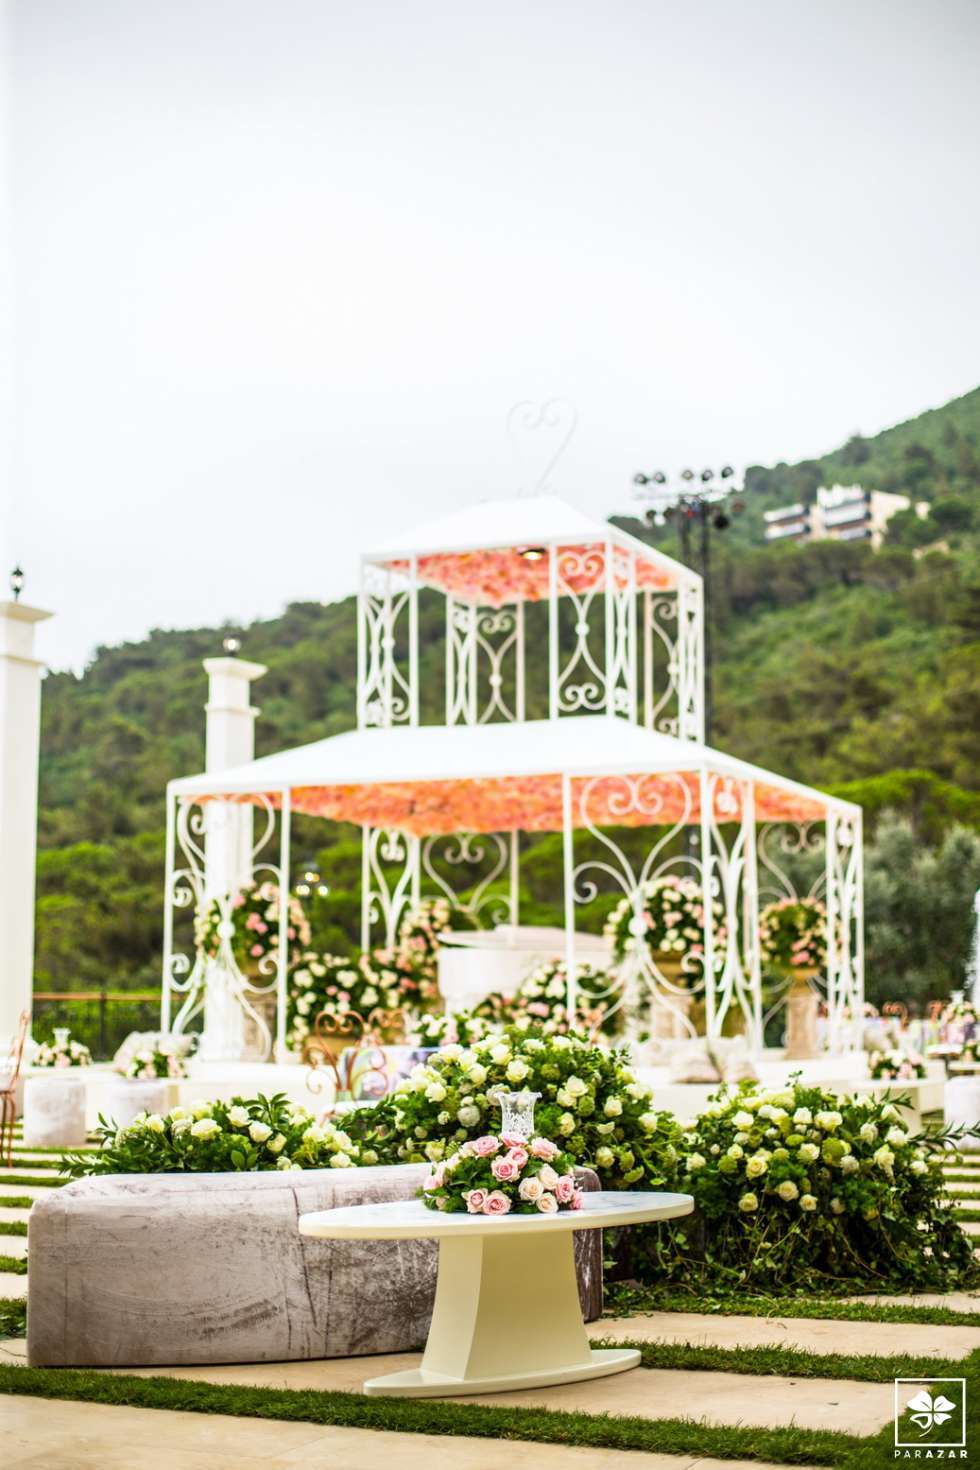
<box><xmin>763</xmin><ymin>484</ymin><xmax>923</xmax><ymax>550</ymax></box>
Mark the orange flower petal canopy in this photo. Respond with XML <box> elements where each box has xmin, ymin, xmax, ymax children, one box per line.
<box><xmin>171</xmin><ymin>718</ymin><xmax>846</xmax><ymax>836</ymax></box>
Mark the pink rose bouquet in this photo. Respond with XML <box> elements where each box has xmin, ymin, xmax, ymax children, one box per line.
<box><xmin>421</xmin><ymin>1132</ymin><xmax>583</xmax><ymax>1216</ymax></box>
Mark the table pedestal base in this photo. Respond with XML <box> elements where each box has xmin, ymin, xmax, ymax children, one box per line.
<box><xmin>363</xmin><ymin>1225</ymin><xmax>634</xmax><ymax>1398</ymax></box>
<box><xmin>364</xmin><ymin>1346</ymin><xmax>640</xmax><ymax>1398</ymax></box>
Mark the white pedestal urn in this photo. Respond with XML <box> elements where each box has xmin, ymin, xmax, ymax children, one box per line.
<box><xmin>784</xmin><ymin>968</ymin><xmax>820</xmax><ymax>1061</ymax></box>
<box><xmin>101</xmin><ymin>1078</ymin><xmax>172</xmax><ymax>1130</ymax></box>
<box><xmin>23</xmin><ymin>1074</ymin><xmax>88</xmax><ymax>1149</ymax></box>
<box><xmin>646</xmin><ymin>955</ymin><xmax>693</xmax><ymax>1040</ymax></box>
<box><xmin>945</xmin><ymin>1075</ymin><xmax>980</xmax><ymax>1153</ymax></box>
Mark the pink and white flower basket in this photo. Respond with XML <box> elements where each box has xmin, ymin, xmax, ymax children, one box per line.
<box><xmin>421</xmin><ymin>1133</ymin><xmax>583</xmax><ymax>1216</ymax></box>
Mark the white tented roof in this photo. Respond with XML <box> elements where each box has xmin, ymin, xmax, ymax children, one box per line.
<box><xmin>170</xmin><ymin>716</ymin><xmax>857</xmax><ymax>836</ymax></box>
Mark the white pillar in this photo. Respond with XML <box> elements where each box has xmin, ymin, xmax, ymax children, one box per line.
<box><xmin>202</xmin><ymin>655</ymin><xmax>267</xmax><ymax>900</ymax></box>
<box><xmin>0</xmin><ymin>600</ymin><xmax>53</xmax><ymax>1048</ymax></box>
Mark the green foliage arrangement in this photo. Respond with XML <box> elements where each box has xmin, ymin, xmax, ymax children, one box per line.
<box><xmin>63</xmin><ymin>1093</ymin><xmax>368</xmax><ymax>1176</ymax></box>
<box><xmin>658</xmin><ymin>1082</ymin><xmax>978</xmax><ymax>1293</ymax></box>
<box><xmin>356</xmin><ymin>1027</ymin><xmax>681</xmax><ymax>1189</ymax></box>
<box><xmin>758</xmin><ymin>898</ymin><xmax>828</xmax><ymax>972</ymax></box>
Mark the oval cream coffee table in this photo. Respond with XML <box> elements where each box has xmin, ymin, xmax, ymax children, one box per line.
<box><xmin>299</xmin><ymin>1189</ymin><xmax>693</xmax><ymax>1397</ymax></box>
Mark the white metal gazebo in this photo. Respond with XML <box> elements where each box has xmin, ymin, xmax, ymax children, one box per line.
<box><xmin>161</xmin><ymin>495</ymin><xmax>864</xmax><ymax>1059</ymax></box>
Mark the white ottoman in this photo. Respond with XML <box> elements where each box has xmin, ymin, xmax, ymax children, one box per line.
<box><xmin>101</xmin><ymin>1078</ymin><xmax>173</xmax><ymax>1130</ymax></box>
<box><xmin>944</xmin><ymin>1075</ymin><xmax>980</xmax><ymax>1152</ymax></box>
<box><xmin>23</xmin><ymin>1074</ymin><xmax>88</xmax><ymax>1148</ymax></box>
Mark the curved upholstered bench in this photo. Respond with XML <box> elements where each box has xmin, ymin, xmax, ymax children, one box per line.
<box><xmin>27</xmin><ymin>1163</ymin><xmax>603</xmax><ymax>1367</ymax></box>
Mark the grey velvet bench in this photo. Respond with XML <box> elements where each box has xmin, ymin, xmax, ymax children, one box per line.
<box><xmin>27</xmin><ymin>1163</ymin><xmax>603</xmax><ymax>1367</ymax></box>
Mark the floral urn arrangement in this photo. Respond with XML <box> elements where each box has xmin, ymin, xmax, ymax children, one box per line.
<box><xmin>605</xmin><ymin>877</ymin><xmax>721</xmax><ymax>1038</ymax></box>
<box><xmin>287</xmin><ymin>952</ymin><xmax>406</xmax><ymax>1057</ymax></box>
<box><xmin>508</xmin><ymin>959</ymin><xmax>623</xmax><ymax>1038</ymax></box>
<box><xmin>196</xmin><ymin>880</ymin><xmax>311</xmax><ymax>974</ymax></box>
<box><xmin>759</xmin><ymin>898</ymin><xmax>828</xmax><ymax>1061</ymax></box>
<box><xmin>117</xmin><ymin>1041</ymin><xmax>189</xmax><ymax>1081</ymax></box>
<box><xmin>371</xmin><ymin>897</ymin><xmax>476</xmax><ymax>1013</ymax></box>
<box><xmin>868</xmin><ymin>1049</ymin><xmax>926</xmax><ymax>1082</ymax></box>
<box><xmin>33</xmin><ymin>1028</ymin><xmax>92</xmax><ymax>1069</ymax></box>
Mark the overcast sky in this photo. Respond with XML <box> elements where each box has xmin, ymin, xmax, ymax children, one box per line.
<box><xmin>2</xmin><ymin>0</ymin><xmax>979</xmax><ymax>672</ymax></box>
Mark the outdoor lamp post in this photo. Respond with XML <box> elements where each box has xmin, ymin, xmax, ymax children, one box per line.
<box><xmin>631</xmin><ymin>466</ymin><xmax>744</xmax><ymax>741</ymax></box>
<box><xmin>296</xmin><ymin>864</ymin><xmax>329</xmax><ymax>900</ymax></box>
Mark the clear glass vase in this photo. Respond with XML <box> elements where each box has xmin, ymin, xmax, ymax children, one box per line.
<box><xmin>493</xmin><ymin>1089</ymin><xmax>540</xmax><ymax>1139</ymax></box>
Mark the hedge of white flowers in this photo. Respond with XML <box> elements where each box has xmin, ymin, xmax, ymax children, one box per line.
<box><xmin>64</xmin><ymin>1093</ymin><xmax>373</xmax><ymax>1176</ymax></box>
<box><xmin>663</xmin><ymin>1082</ymin><xmax>976</xmax><ymax>1292</ymax></box>
<box><xmin>359</xmin><ymin>1027</ymin><xmax>681</xmax><ymax>1191</ymax></box>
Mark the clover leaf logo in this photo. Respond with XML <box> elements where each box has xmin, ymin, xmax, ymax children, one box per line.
<box><xmin>905</xmin><ymin>1388</ymin><xmax>957</xmax><ymax>1435</ymax></box>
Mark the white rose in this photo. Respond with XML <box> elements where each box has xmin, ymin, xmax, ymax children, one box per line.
<box><xmin>886</xmin><ymin>1127</ymin><xmax>908</xmax><ymax>1148</ymax></box>
<box><xmin>800</xmin><ymin>1194</ymin><xmax>818</xmax><ymax>1211</ymax></box>
<box><xmin>506</xmin><ymin>1059</ymin><xmax>530</xmax><ymax>1083</ymax></box>
<box><xmin>556</xmin><ymin>1088</ymin><xmax>574</xmax><ymax>1108</ymax></box>
<box><xmin>518</xmin><ymin>1175</ymin><xmax>544</xmax><ymax>1202</ymax></box>
<box><xmin>536</xmin><ymin>1193</ymin><xmax>559</xmax><ymax>1214</ymax></box>
<box><xmin>873</xmin><ymin>1146</ymin><xmax>895</xmax><ymax>1173</ymax></box>
<box><xmin>815</xmin><ymin>1111</ymin><xmax>842</xmax><ymax>1132</ymax></box>
<box><xmin>727</xmin><ymin>1144</ymin><xmax>744</xmax><ymax>1161</ymax></box>
<box><xmin>595</xmin><ymin>1146</ymin><xmax>615</xmax><ymax>1168</ymax></box>
<box><xmin>686</xmin><ymin>1153</ymin><xmax>706</xmax><ymax>1172</ymax></box>
<box><xmin>859</xmin><ymin>1123</ymin><xmax>878</xmax><ymax>1144</ymax></box>
<box><xmin>468</xmin><ymin>1064</ymin><xmax>487</xmax><ymax>1086</ymax></box>
<box><xmin>745</xmin><ymin>1155</ymin><xmax>768</xmax><ymax>1178</ymax></box>
<box><xmin>910</xmin><ymin>1158</ymin><xmax>927</xmax><ymax>1176</ymax></box>
<box><xmin>144</xmin><ymin>1114</ymin><xmax>165</xmax><ymax>1133</ymax></box>
<box><xmin>457</xmin><ymin>1104</ymin><xmax>480</xmax><ymax>1127</ymax></box>
<box><xmin>249</xmin><ymin>1121</ymin><xmax>273</xmax><ymax>1142</ymax></box>
<box><xmin>797</xmin><ymin>1142</ymin><xmax>819</xmax><ymax>1164</ymax></box>
<box><xmin>558</xmin><ymin>1112</ymin><xmax>575</xmax><ymax>1136</ymax></box>
<box><xmin>596</xmin><ymin>1122</ymin><xmax>615</xmax><ymax>1136</ymax></box>
<box><xmin>776</xmin><ymin>1180</ymin><xmax>799</xmax><ymax>1201</ymax></box>
<box><xmin>738</xmin><ymin>1192</ymin><xmax>758</xmax><ymax>1213</ymax></box>
<box><xmin>441</xmin><ymin>1044</ymin><xmax>463</xmax><ymax>1061</ymax></box>
<box><xmin>266</xmin><ymin>1133</ymin><xmax>287</xmax><ymax>1155</ymax></box>
<box><xmin>192</xmin><ymin>1101</ymin><xmax>214</xmax><ymax>1120</ymax></box>
<box><xmin>539</xmin><ymin>1163</ymin><xmax>560</xmax><ymax>1190</ymax></box>
<box><xmin>190</xmin><ymin>1118</ymin><xmax>220</xmax><ymax>1140</ymax></box>
<box><xmin>792</xmin><ymin>1108</ymin><xmax>813</xmax><ymax>1126</ymax></box>
<box><xmin>425</xmin><ymin>1082</ymin><xmax>447</xmax><ymax>1103</ymax></box>
<box><xmin>830</xmin><ymin>1196</ymin><xmax>845</xmax><ymax>1213</ymax></box>
<box><xmin>732</xmin><ymin>1111</ymin><xmax>754</xmax><ymax>1129</ymax></box>
<box><xmin>329</xmin><ymin>1152</ymin><xmax>353</xmax><ymax>1168</ymax></box>
<box><xmin>638</xmin><ymin>1112</ymin><xmax>658</xmax><ymax>1134</ymax></box>
<box><xmin>604</xmin><ymin>1097</ymin><xmax>623</xmax><ymax>1117</ymax></box>
<box><xmin>841</xmin><ymin>1155</ymin><xmax>860</xmax><ymax>1175</ymax></box>
<box><xmin>881</xmin><ymin>1104</ymin><xmax>899</xmax><ymax>1122</ymax></box>
<box><xmin>227</xmin><ymin>1106</ymin><xmax>249</xmax><ymax>1128</ymax></box>
<box><xmin>564</xmin><ymin>1076</ymin><xmax>588</xmax><ymax>1099</ymax></box>
<box><xmin>489</xmin><ymin>1044</ymin><xmax>510</xmax><ymax>1064</ymax></box>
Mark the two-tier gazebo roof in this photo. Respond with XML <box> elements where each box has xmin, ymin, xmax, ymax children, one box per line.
<box><xmin>162</xmin><ymin>492</ymin><xmax>864</xmax><ymax>1063</ymax></box>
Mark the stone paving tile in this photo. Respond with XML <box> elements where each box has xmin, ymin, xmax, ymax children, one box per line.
<box><xmin>63</xmin><ymin>1344</ymin><xmax>894</xmax><ymax>1435</ymax></box>
<box><xmin>841</xmin><ymin>1291</ymin><xmax>980</xmax><ymax>1312</ymax></box>
<box><xmin>0</xmin><ymin>1235</ymin><xmax>27</xmax><ymax>1260</ymax></box>
<box><xmin>0</xmin><ymin>1183</ymin><xmax>49</xmax><ymax>1198</ymax></box>
<box><xmin>597</xmin><ymin>1310</ymin><xmax>980</xmax><ymax>1357</ymax></box>
<box><xmin>962</xmin><ymin>1221</ymin><xmax>980</xmax><ymax>1235</ymax></box>
<box><xmin>1</xmin><ymin>1394</ymin><xmax>831</xmax><ymax>1470</ymax></box>
<box><xmin>0</xmin><ymin>1208</ymin><xmax>31</xmax><ymax>1225</ymax></box>
<box><xmin>0</xmin><ymin>1271</ymin><xmax>27</xmax><ymax>1299</ymax></box>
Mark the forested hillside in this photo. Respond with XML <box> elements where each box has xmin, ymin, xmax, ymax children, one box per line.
<box><xmin>35</xmin><ymin>388</ymin><xmax>980</xmax><ymax>1029</ymax></box>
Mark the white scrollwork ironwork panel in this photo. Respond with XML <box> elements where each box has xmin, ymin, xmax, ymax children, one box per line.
<box><xmin>476</xmin><ymin>605</ymin><xmax>523</xmax><ymax>724</ymax></box>
<box><xmin>825</xmin><ymin>813</ymin><xmax>864</xmax><ymax>1052</ymax></box>
<box><xmin>358</xmin><ymin>562</ymin><xmax>415</xmax><ymax>729</ymax></box>
<box><xmin>421</xmin><ymin>832</ymin><xmax>512</xmax><ymax>927</ymax></box>
<box><xmin>643</xmin><ymin>592</ymin><xmax>680</xmax><ymax>736</ymax></box>
<box><xmin>555</xmin><ymin>546</ymin><xmax>607</xmax><ymax>715</ymax></box>
<box><xmin>364</xmin><ymin>826</ymin><xmax>420</xmax><ymax>951</ymax></box>
<box><xmin>569</xmin><ymin>771</ymin><xmax>702</xmax><ymax>1037</ymax></box>
<box><xmin>446</xmin><ymin>599</ymin><xmax>478</xmax><ymax>725</ymax></box>
<box><xmin>677</xmin><ymin>579</ymin><xmax>704</xmax><ymax>742</ymax></box>
<box><xmin>703</xmin><ymin>774</ymin><xmax>762</xmax><ymax>1047</ymax></box>
<box><xmin>606</xmin><ymin>545</ymin><xmax>636</xmax><ymax>720</ymax></box>
<box><xmin>168</xmin><ymin>795</ymin><xmax>284</xmax><ymax>1058</ymax></box>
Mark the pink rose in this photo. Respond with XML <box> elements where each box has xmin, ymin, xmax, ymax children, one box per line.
<box><xmin>483</xmin><ymin>1191</ymin><xmax>512</xmax><ymax>1215</ymax></box>
<box><xmin>570</xmin><ymin>1189</ymin><xmax>584</xmax><ymax>1210</ymax></box>
<box><xmin>536</xmin><ymin>1193</ymin><xmax>559</xmax><ymax>1213</ymax></box>
<box><xmin>491</xmin><ymin>1156</ymin><xmax>518</xmax><ymax>1182</ymax></box>
<box><xmin>528</xmin><ymin>1002</ymin><xmax>549</xmax><ymax>1017</ymax></box>
<box><xmin>256</xmin><ymin>921</ymin><xmax>269</xmax><ymax>935</ymax></box>
<box><xmin>505</xmin><ymin>1146</ymin><xmax>529</xmax><ymax>1170</ymax></box>
<box><xmin>555</xmin><ymin>1174</ymin><xmax>575</xmax><ymax>1204</ymax></box>
<box><xmin>245</xmin><ymin>913</ymin><xmax>262</xmax><ymax>930</ymax></box>
<box><xmin>530</xmin><ymin>1138</ymin><xmax>559</xmax><ymax>1161</ymax></box>
<box><xmin>466</xmin><ymin>1189</ymin><xmax>487</xmax><ymax>1213</ymax></box>
<box><xmin>500</xmin><ymin>1132</ymin><xmax>526</xmax><ymax>1149</ymax></box>
<box><xmin>250</xmin><ymin>944</ymin><xmax>263</xmax><ymax>957</ymax></box>
<box><xmin>472</xmin><ymin>1136</ymin><xmax>500</xmax><ymax>1158</ymax></box>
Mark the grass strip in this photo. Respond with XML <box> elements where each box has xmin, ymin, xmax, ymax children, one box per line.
<box><xmin>0</xmin><ymin>1222</ymin><xmax>27</xmax><ymax>1237</ymax></box>
<box><xmin>604</xmin><ymin>1284</ymin><xmax>980</xmax><ymax>1327</ymax></box>
<box><xmin>4</xmin><ymin>1157</ymin><xmax>67</xmax><ymax>1171</ymax></box>
<box><xmin>946</xmin><ymin>1172</ymin><xmax>980</xmax><ymax>1184</ymax></box>
<box><xmin>0</xmin><ymin>1197</ymin><xmax>34</xmax><ymax>1211</ymax></box>
<box><xmin>0</xmin><ymin>1298</ymin><xmax>26</xmax><ymax>1338</ymax></box>
<box><xmin>594</xmin><ymin>1338</ymin><xmax>980</xmax><ymax>1383</ymax></box>
<box><xmin>0</xmin><ymin>1255</ymin><xmax>26</xmax><ymax>1276</ymax></box>
<box><xmin>0</xmin><ymin>1175</ymin><xmax>64</xmax><ymax>1188</ymax></box>
<box><xmin>956</xmin><ymin>1208</ymin><xmax>980</xmax><ymax>1222</ymax></box>
<box><xmin>0</xmin><ymin>1363</ymin><xmax>862</xmax><ymax>1465</ymax></box>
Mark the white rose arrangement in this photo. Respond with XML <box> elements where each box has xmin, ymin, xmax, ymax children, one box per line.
<box><xmin>33</xmin><ymin>1032</ymin><xmax>92</xmax><ymax>1068</ymax></box>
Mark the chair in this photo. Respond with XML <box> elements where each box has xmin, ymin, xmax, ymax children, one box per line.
<box><xmin>0</xmin><ymin>1010</ymin><xmax>30</xmax><ymax>1166</ymax></box>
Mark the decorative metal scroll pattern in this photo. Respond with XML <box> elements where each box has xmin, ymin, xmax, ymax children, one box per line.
<box><xmin>825</xmin><ymin>811</ymin><xmax>864</xmax><ymax>1052</ymax></box>
<box><xmin>555</xmin><ymin>545</ymin><xmax>607</xmax><ymax>714</ymax></box>
<box><xmin>421</xmin><ymin>832</ymin><xmax>512</xmax><ymax>926</ymax></box>
<box><xmin>703</xmin><ymin>773</ymin><xmax>762</xmax><ymax>1046</ymax></box>
<box><xmin>445</xmin><ymin>602</ymin><xmax>525</xmax><ymax>726</ymax></box>
<box><xmin>364</xmin><ymin>826</ymin><xmax>420</xmax><ymax>950</ymax></box>
<box><xmin>167</xmin><ymin>795</ymin><xmax>282</xmax><ymax>1059</ymax></box>
<box><xmin>757</xmin><ymin>822</ymin><xmax>828</xmax><ymax>1037</ymax></box>
<box><xmin>644</xmin><ymin>592</ymin><xmax>680</xmax><ymax>734</ymax></box>
<box><xmin>676</xmin><ymin>578</ymin><xmax>705</xmax><ymax>742</ymax></box>
<box><xmin>359</xmin><ymin>562</ymin><xmax>415</xmax><ymax>728</ymax></box>
<box><xmin>569</xmin><ymin>771</ymin><xmax>701</xmax><ymax>1036</ymax></box>
<box><xmin>606</xmin><ymin>545</ymin><xmax>636</xmax><ymax>719</ymax></box>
